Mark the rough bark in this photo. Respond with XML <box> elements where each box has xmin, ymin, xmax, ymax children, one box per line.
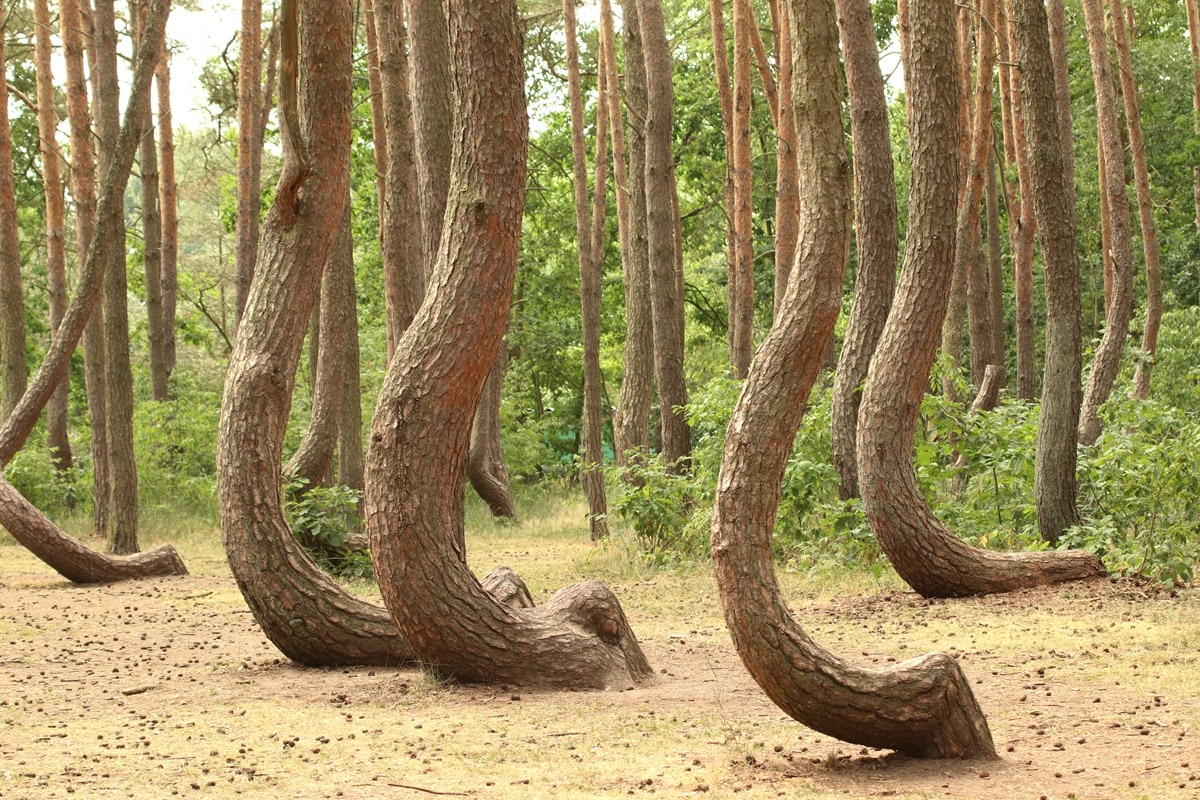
<box><xmin>218</xmin><ymin>0</ymin><xmax>413</xmax><ymax>668</ymax></box>
<box><xmin>234</xmin><ymin>0</ymin><xmax>263</xmax><ymax>334</ymax></box>
<box><xmin>708</xmin><ymin>0</ymin><xmax>737</xmax><ymax>366</ymax></box>
<box><xmin>62</xmin><ymin>0</ymin><xmax>109</xmax><ymax>537</ymax></box>
<box><xmin>363</xmin><ymin>0</ymin><xmax>388</xmax><ymax>238</ymax></box>
<box><xmin>156</xmin><ymin>49</ymin><xmax>178</xmax><ymax>376</ymax></box>
<box><xmin>729</xmin><ymin>0</ymin><xmax>755</xmax><ymax>378</ymax></box>
<box><xmin>856</xmin><ymin>0</ymin><xmax>1105</xmax><ymax>599</ymax></box>
<box><xmin>0</xmin><ymin>28</ymin><xmax>27</xmax><ymax>422</ymax></box>
<box><xmin>405</xmin><ymin>0</ymin><xmax>452</xmax><ymax>265</ymax></box>
<box><xmin>607</xmin><ymin>0</ymin><xmax>652</xmax><ymax>468</ymax></box>
<box><xmin>375</xmin><ymin>0</ymin><xmax>425</xmax><ymax>356</ymax></box>
<box><xmin>712</xmin><ymin>0</ymin><xmax>996</xmax><ymax>759</ymax></box>
<box><xmin>772</xmin><ymin>0</ymin><xmax>799</xmax><ymax>318</ymax></box>
<box><xmin>33</xmin><ymin>0</ymin><xmax>73</xmax><ymax>472</ymax></box>
<box><xmin>338</xmin><ymin>222</ymin><xmax>365</xmax><ymax>497</ymax></box>
<box><xmin>830</xmin><ymin>0</ymin><xmax>897</xmax><ymax>500</ymax></box>
<box><xmin>1046</xmin><ymin>0</ymin><xmax>1075</xmax><ymax>201</ymax></box>
<box><xmin>637</xmin><ymin>0</ymin><xmax>691</xmax><ymax>469</ymax></box>
<box><xmin>985</xmin><ymin>149</ymin><xmax>1005</xmax><ymax>379</ymax></box>
<box><xmin>564</xmin><ymin>0</ymin><xmax>609</xmax><ymax>538</ymax></box>
<box><xmin>1187</xmin><ymin>0</ymin><xmax>1200</xmax><ymax>236</ymax></box>
<box><xmin>1010</xmin><ymin>0</ymin><xmax>1084</xmax><ymax>544</ymax></box>
<box><xmin>136</xmin><ymin>0</ymin><xmax>169</xmax><ymax>402</ymax></box>
<box><xmin>1078</xmin><ymin>0</ymin><xmax>1134</xmax><ymax>445</ymax></box>
<box><xmin>468</xmin><ymin>346</ymin><xmax>517</xmax><ymax>520</ymax></box>
<box><xmin>1106</xmin><ymin>0</ymin><xmax>1160</xmax><ymax>400</ymax></box>
<box><xmin>366</xmin><ymin>0</ymin><xmax>651</xmax><ymax>688</ymax></box>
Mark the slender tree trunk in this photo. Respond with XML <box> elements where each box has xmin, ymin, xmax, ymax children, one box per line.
<box><xmin>708</xmin><ymin>0</ymin><xmax>737</xmax><ymax>366</ymax></box>
<box><xmin>0</xmin><ymin>29</ymin><xmax>27</xmax><ymax>422</ymax></box>
<box><xmin>468</xmin><ymin>345</ymin><xmax>518</xmax><ymax>519</ymax></box>
<box><xmin>729</xmin><ymin>0</ymin><xmax>755</xmax><ymax>377</ymax></box>
<box><xmin>564</xmin><ymin>0</ymin><xmax>609</xmax><ymax>539</ymax></box>
<box><xmin>156</xmin><ymin>50</ymin><xmax>178</xmax><ymax>377</ymax></box>
<box><xmin>1106</xmin><ymin>0</ymin><xmax>1160</xmax><ymax>400</ymax></box>
<box><xmin>136</xmin><ymin>0</ymin><xmax>169</xmax><ymax>402</ymax></box>
<box><xmin>1046</xmin><ymin>0</ymin><xmax>1075</xmax><ymax>197</ymax></box>
<box><xmin>637</xmin><ymin>0</ymin><xmax>691</xmax><ymax>469</ymax></box>
<box><xmin>405</xmin><ymin>0</ymin><xmax>452</xmax><ymax>266</ymax></box>
<box><xmin>830</xmin><ymin>0</ymin><xmax>898</xmax><ymax>500</ymax></box>
<box><xmin>62</xmin><ymin>0</ymin><xmax>110</xmax><ymax>537</ymax></box>
<box><xmin>1079</xmin><ymin>0</ymin><xmax>1135</xmax><ymax>445</ymax></box>
<box><xmin>33</xmin><ymin>0</ymin><xmax>73</xmax><ymax>472</ymax></box>
<box><xmin>985</xmin><ymin>149</ymin><xmax>1005</xmax><ymax>382</ymax></box>
<box><xmin>856</xmin><ymin>0</ymin><xmax>1104</xmax><ymax>598</ymax></box>
<box><xmin>363</xmin><ymin>0</ymin><xmax>388</xmax><ymax>241</ymax></box>
<box><xmin>607</xmin><ymin>0</ymin><xmax>652</xmax><ymax>467</ymax></box>
<box><xmin>1010</xmin><ymin>0</ymin><xmax>1084</xmax><ymax>544</ymax></box>
<box><xmin>771</xmin><ymin>0</ymin><xmax>799</xmax><ymax>317</ymax></box>
<box><xmin>1186</xmin><ymin>0</ymin><xmax>1200</xmax><ymax>238</ymax></box>
<box><xmin>234</xmin><ymin>0</ymin><xmax>263</xmax><ymax>334</ymax></box>
<box><xmin>712</xmin><ymin>0</ymin><xmax>996</xmax><ymax>759</ymax></box>
<box><xmin>218</xmin><ymin>0</ymin><xmax>412</xmax><ymax>667</ymax></box>
<box><xmin>366</xmin><ymin>0</ymin><xmax>651</xmax><ymax>688</ymax></box>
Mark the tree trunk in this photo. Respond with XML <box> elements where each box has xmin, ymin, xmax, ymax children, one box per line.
<box><xmin>366</xmin><ymin>0</ymin><xmax>651</xmax><ymax>689</ymax></box>
<box><xmin>468</xmin><ymin>346</ymin><xmax>518</xmax><ymax>520</ymax></box>
<box><xmin>830</xmin><ymin>0</ymin><xmax>898</xmax><ymax>500</ymax></box>
<box><xmin>1186</xmin><ymin>0</ymin><xmax>1200</xmax><ymax>238</ymax></box>
<box><xmin>0</xmin><ymin>28</ymin><xmax>27</xmax><ymax>423</ymax></box>
<box><xmin>375</xmin><ymin>0</ymin><xmax>425</xmax><ymax>356</ymax></box>
<box><xmin>637</xmin><ymin>0</ymin><xmax>691</xmax><ymax>470</ymax></box>
<box><xmin>712</xmin><ymin>0</ymin><xmax>996</xmax><ymax>759</ymax></box>
<box><xmin>564</xmin><ymin>0</ymin><xmax>609</xmax><ymax>539</ymax></box>
<box><xmin>1106</xmin><ymin>0</ymin><xmax>1160</xmax><ymax>400</ymax></box>
<box><xmin>218</xmin><ymin>0</ymin><xmax>412</xmax><ymax>667</ymax></box>
<box><xmin>62</xmin><ymin>0</ymin><xmax>110</xmax><ymax>537</ymax></box>
<box><xmin>729</xmin><ymin>0</ymin><xmax>755</xmax><ymax>377</ymax></box>
<box><xmin>771</xmin><ymin>0</ymin><xmax>799</xmax><ymax>318</ymax></box>
<box><xmin>1010</xmin><ymin>0</ymin><xmax>1084</xmax><ymax>545</ymax></box>
<box><xmin>234</xmin><ymin>0</ymin><xmax>263</xmax><ymax>334</ymax></box>
<box><xmin>156</xmin><ymin>50</ymin><xmax>178</xmax><ymax>377</ymax></box>
<box><xmin>33</xmin><ymin>0</ymin><xmax>73</xmax><ymax>473</ymax></box>
<box><xmin>856</xmin><ymin>0</ymin><xmax>1104</xmax><ymax>599</ymax></box>
<box><xmin>1078</xmin><ymin>0</ymin><xmax>1134</xmax><ymax>445</ymax></box>
<box><xmin>363</xmin><ymin>0</ymin><xmax>388</xmax><ymax>244</ymax></box>
<box><xmin>708</xmin><ymin>0</ymin><xmax>737</xmax><ymax>367</ymax></box>
<box><xmin>405</xmin><ymin>0</ymin><xmax>451</xmax><ymax>266</ymax></box>
<box><xmin>338</xmin><ymin>227</ymin><xmax>365</xmax><ymax>498</ymax></box>
<box><xmin>136</xmin><ymin>1</ymin><xmax>169</xmax><ymax>402</ymax></box>
<box><xmin>985</xmin><ymin>148</ymin><xmax>1005</xmax><ymax>380</ymax></box>
<box><xmin>606</xmin><ymin>0</ymin><xmax>652</xmax><ymax>468</ymax></box>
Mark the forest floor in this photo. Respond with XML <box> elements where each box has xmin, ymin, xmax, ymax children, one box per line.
<box><xmin>1</xmin><ymin>496</ymin><xmax>1198</xmax><ymax>800</ymax></box>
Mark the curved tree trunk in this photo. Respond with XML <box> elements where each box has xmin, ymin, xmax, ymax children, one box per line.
<box><xmin>217</xmin><ymin>0</ymin><xmax>412</xmax><ymax>668</ymax></box>
<box><xmin>0</xmin><ymin>29</ymin><xmax>27</xmax><ymax>423</ymax></box>
<box><xmin>1009</xmin><ymin>0</ymin><xmax>1083</xmax><ymax>545</ymax></box>
<box><xmin>856</xmin><ymin>0</ymin><xmax>1105</xmax><ymax>599</ymax></box>
<box><xmin>1078</xmin><ymin>0</ymin><xmax>1134</xmax><ymax>445</ymax></box>
<box><xmin>830</xmin><ymin>0</ymin><xmax>898</xmax><ymax>500</ymax></box>
<box><xmin>612</xmin><ymin>0</ymin><xmax>655</xmax><ymax>467</ymax></box>
<box><xmin>366</xmin><ymin>0</ymin><xmax>651</xmax><ymax>689</ymax></box>
<box><xmin>712</xmin><ymin>0</ymin><xmax>996</xmax><ymax>759</ymax></box>
<box><xmin>468</xmin><ymin>345</ymin><xmax>518</xmax><ymax>520</ymax></box>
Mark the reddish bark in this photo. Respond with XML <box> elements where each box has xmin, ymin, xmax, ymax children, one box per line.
<box><xmin>729</xmin><ymin>0</ymin><xmax>755</xmax><ymax>377</ymax></box>
<box><xmin>0</xmin><ymin>28</ymin><xmax>27</xmax><ymax>422</ymax></box>
<box><xmin>234</xmin><ymin>0</ymin><xmax>263</xmax><ymax>334</ymax></box>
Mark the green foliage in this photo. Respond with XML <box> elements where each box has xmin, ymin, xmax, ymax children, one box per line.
<box><xmin>3</xmin><ymin>434</ymin><xmax>88</xmax><ymax>517</ymax></box>
<box><xmin>284</xmin><ymin>479</ymin><xmax>373</xmax><ymax>579</ymax></box>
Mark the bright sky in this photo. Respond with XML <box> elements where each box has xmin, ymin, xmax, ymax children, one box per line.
<box><xmin>165</xmin><ymin>2</ymin><xmax>241</xmax><ymax>130</ymax></box>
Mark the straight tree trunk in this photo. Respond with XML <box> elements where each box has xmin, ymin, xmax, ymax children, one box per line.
<box><xmin>366</xmin><ymin>0</ymin><xmax>651</xmax><ymax>688</ymax></box>
<box><xmin>0</xmin><ymin>29</ymin><xmax>27</xmax><ymax>422</ymax></box>
<box><xmin>156</xmin><ymin>50</ymin><xmax>178</xmax><ymax>377</ymax></box>
<box><xmin>62</xmin><ymin>0</ymin><xmax>110</xmax><ymax>537</ymax></box>
<box><xmin>708</xmin><ymin>0</ymin><xmax>737</xmax><ymax>367</ymax></box>
<box><xmin>856</xmin><ymin>0</ymin><xmax>1104</xmax><ymax>598</ymax></box>
<box><xmin>363</xmin><ymin>0</ymin><xmax>388</xmax><ymax>237</ymax></box>
<box><xmin>1186</xmin><ymin>0</ymin><xmax>1200</xmax><ymax>238</ymax></box>
<box><xmin>1078</xmin><ymin>0</ymin><xmax>1135</xmax><ymax>445</ymax></box>
<box><xmin>234</xmin><ymin>0</ymin><xmax>263</xmax><ymax>334</ymax></box>
<box><xmin>1106</xmin><ymin>0</ymin><xmax>1160</xmax><ymax>400</ymax></box>
<box><xmin>637</xmin><ymin>0</ymin><xmax>691</xmax><ymax>469</ymax></box>
<box><xmin>1010</xmin><ymin>0</ymin><xmax>1084</xmax><ymax>544</ymax></box>
<box><xmin>33</xmin><ymin>0</ymin><xmax>73</xmax><ymax>472</ymax></box>
<box><xmin>607</xmin><ymin>0</ymin><xmax>652</xmax><ymax>467</ymax></box>
<box><xmin>771</xmin><ymin>0</ymin><xmax>799</xmax><ymax>317</ymax></box>
<box><xmin>830</xmin><ymin>0</ymin><xmax>898</xmax><ymax>500</ymax></box>
<box><xmin>712</xmin><ymin>0</ymin><xmax>996</xmax><ymax>759</ymax></box>
<box><xmin>729</xmin><ymin>0</ymin><xmax>755</xmax><ymax>377</ymax></box>
<box><xmin>405</xmin><ymin>0</ymin><xmax>452</xmax><ymax>265</ymax></box>
<box><xmin>218</xmin><ymin>0</ymin><xmax>412</xmax><ymax>667</ymax></box>
<box><xmin>136</xmin><ymin>0</ymin><xmax>169</xmax><ymax>402</ymax></box>
<box><xmin>563</xmin><ymin>0</ymin><xmax>609</xmax><ymax>539</ymax></box>
<box><xmin>985</xmin><ymin>150</ymin><xmax>1005</xmax><ymax>381</ymax></box>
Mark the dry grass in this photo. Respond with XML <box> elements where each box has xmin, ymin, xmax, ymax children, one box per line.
<box><xmin>1</xmin><ymin>491</ymin><xmax>1198</xmax><ymax>799</ymax></box>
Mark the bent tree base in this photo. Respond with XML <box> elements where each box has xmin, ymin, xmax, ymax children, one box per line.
<box><xmin>0</xmin><ymin>476</ymin><xmax>187</xmax><ymax>583</ymax></box>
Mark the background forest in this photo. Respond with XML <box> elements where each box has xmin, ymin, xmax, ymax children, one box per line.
<box><xmin>1</xmin><ymin>0</ymin><xmax>1199</xmax><ymax>589</ymax></box>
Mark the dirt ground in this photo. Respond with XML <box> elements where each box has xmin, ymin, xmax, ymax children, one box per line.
<box><xmin>1</xmin><ymin>532</ymin><xmax>1198</xmax><ymax>800</ymax></box>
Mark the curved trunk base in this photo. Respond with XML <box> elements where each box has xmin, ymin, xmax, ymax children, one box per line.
<box><xmin>0</xmin><ymin>477</ymin><xmax>187</xmax><ymax>583</ymax></box>
<box><xmin>468</xmin><ymin>349</ymin><xmax>517</xmax><ymax>520</ymax></box>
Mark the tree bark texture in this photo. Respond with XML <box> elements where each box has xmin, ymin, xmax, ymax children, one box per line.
<box><xmin>33</xmin><ymin>0</ymin><xmax>73</xmax><ymax>472</ymax></box>
<box><xmin>468</xmin><ymin>345</ymin><xmax>518</xmax><ymax>520</ymax></box>
<box><xmin>375</xmin><ymin>0</ymin><xmax>426</xmax><ymax>356</ymax></box>
<box><xmin>729</xmin><ymin>0</ymin><xmax>755</xmax><ymax>378</ymax></box>
<box><xmin>613</xmin><ymin>0</ymin><xmax>655</xmax><ymax>467</ymax></box>
<box><xmin>364</xmin><ymin>0</ymin><xmax>388</xmax><ymax>243</ymax></box>
<box><xmin>338</xmin><ymin>224</ymin><xmax>366</xmax><ymax>497</ymax></box>
<box><xmin>405</xmin><ymin>0</ymin><xmax>452</xmax><ymax>265</ymax></box>
<box><xmin>218</xmin><ymin>0</ymin><xmax>413</xmax><ymax>668</ymax></box>
<box><xmin>1010</xmin><ymin>0</ymin><xmax>1084</xmax><ymax>544</ymax></box>
<box><xmin>234</xmin><ymin>0</ymin><xmax>263</xmax><ymax>334</ymax></box>
<box><xmin>856</xmin><ymin>0</ymin><xmax>1105</xmax><ymax>599</ymax></box>
<box><xmin>1106</xmin><ymin>0</ymin><xmax>1160</xmax><ymax>400</ymax></box>
<box><xmin>830</xmin><ymin>0</ymin><xmax>898</xmax><ymax>501</ymax></box>
<box><xmin>771</xmin><ymin>0</ymin><xmax>799</xmax><ymax>319</ymax></box>
<box><xmin>156</xmin><ymin>50</ymin><xmax>178</xmax><ymax>376</ymax></box>
<box><xmin>1187</xmin><ymin>0</ymin><xmax>1200</xmax><ymax>236</ymax></box>
<box><xmin>707</xmin><ymin>0</ymin><xmax>737</xmax><ymax>361</ymax></box>
<box><xmin>136</xmin><ymin>1</ymin><xmax>169</xmax><ymax>402</ymax></box>
<box><xmin>366</xmin><ymin>0</ymin><xmax>651</xmax><ymax>689</ymax></box>
<box><xmin>637</xmin><ymin>0</ymin><xmax>691</xmax><ymax>469</ymax></box>
<box><xmin>1078</xmin><ymin>0</ymin><xmax>1135</xmax><ymax>446</ymax></box>
<box><xmin>62</xmin><ymin>0</ymin><xmax>110</xmax><ymax>537</ymax></box>
<box><xmin>564</xmin><ymin>0</ymin><xmax>609</xmax><ymax>539</ymax></box>
<box><xmin>712</xmin><ymin>0</ymin><xmax>996</xmax><ymax>759</ymax></box>
<box><xmin>0</xmin><ymin>29</ymin><xmax>27</xmax><ymax>423</ymax></box>
<box><xmin>985</xmin><ymin>152</ymin><xmax>1005</xmax><ymax>382</ymax></box>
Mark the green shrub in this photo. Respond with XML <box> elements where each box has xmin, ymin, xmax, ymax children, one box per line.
<box><xmin>284</xmin><ymin>479</ymin><xmax>373</xmax><ymax>579</ymax></box>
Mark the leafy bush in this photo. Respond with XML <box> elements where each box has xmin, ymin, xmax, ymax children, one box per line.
<box><xmin>284</xmin><ymin>479</ymin><xmax>373</xmax><ymax>579</ymax></box>
<box><xmin>3</xmin><ymin>434</ymin><xmax>88</xmax><ymax>518</ymax></box>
